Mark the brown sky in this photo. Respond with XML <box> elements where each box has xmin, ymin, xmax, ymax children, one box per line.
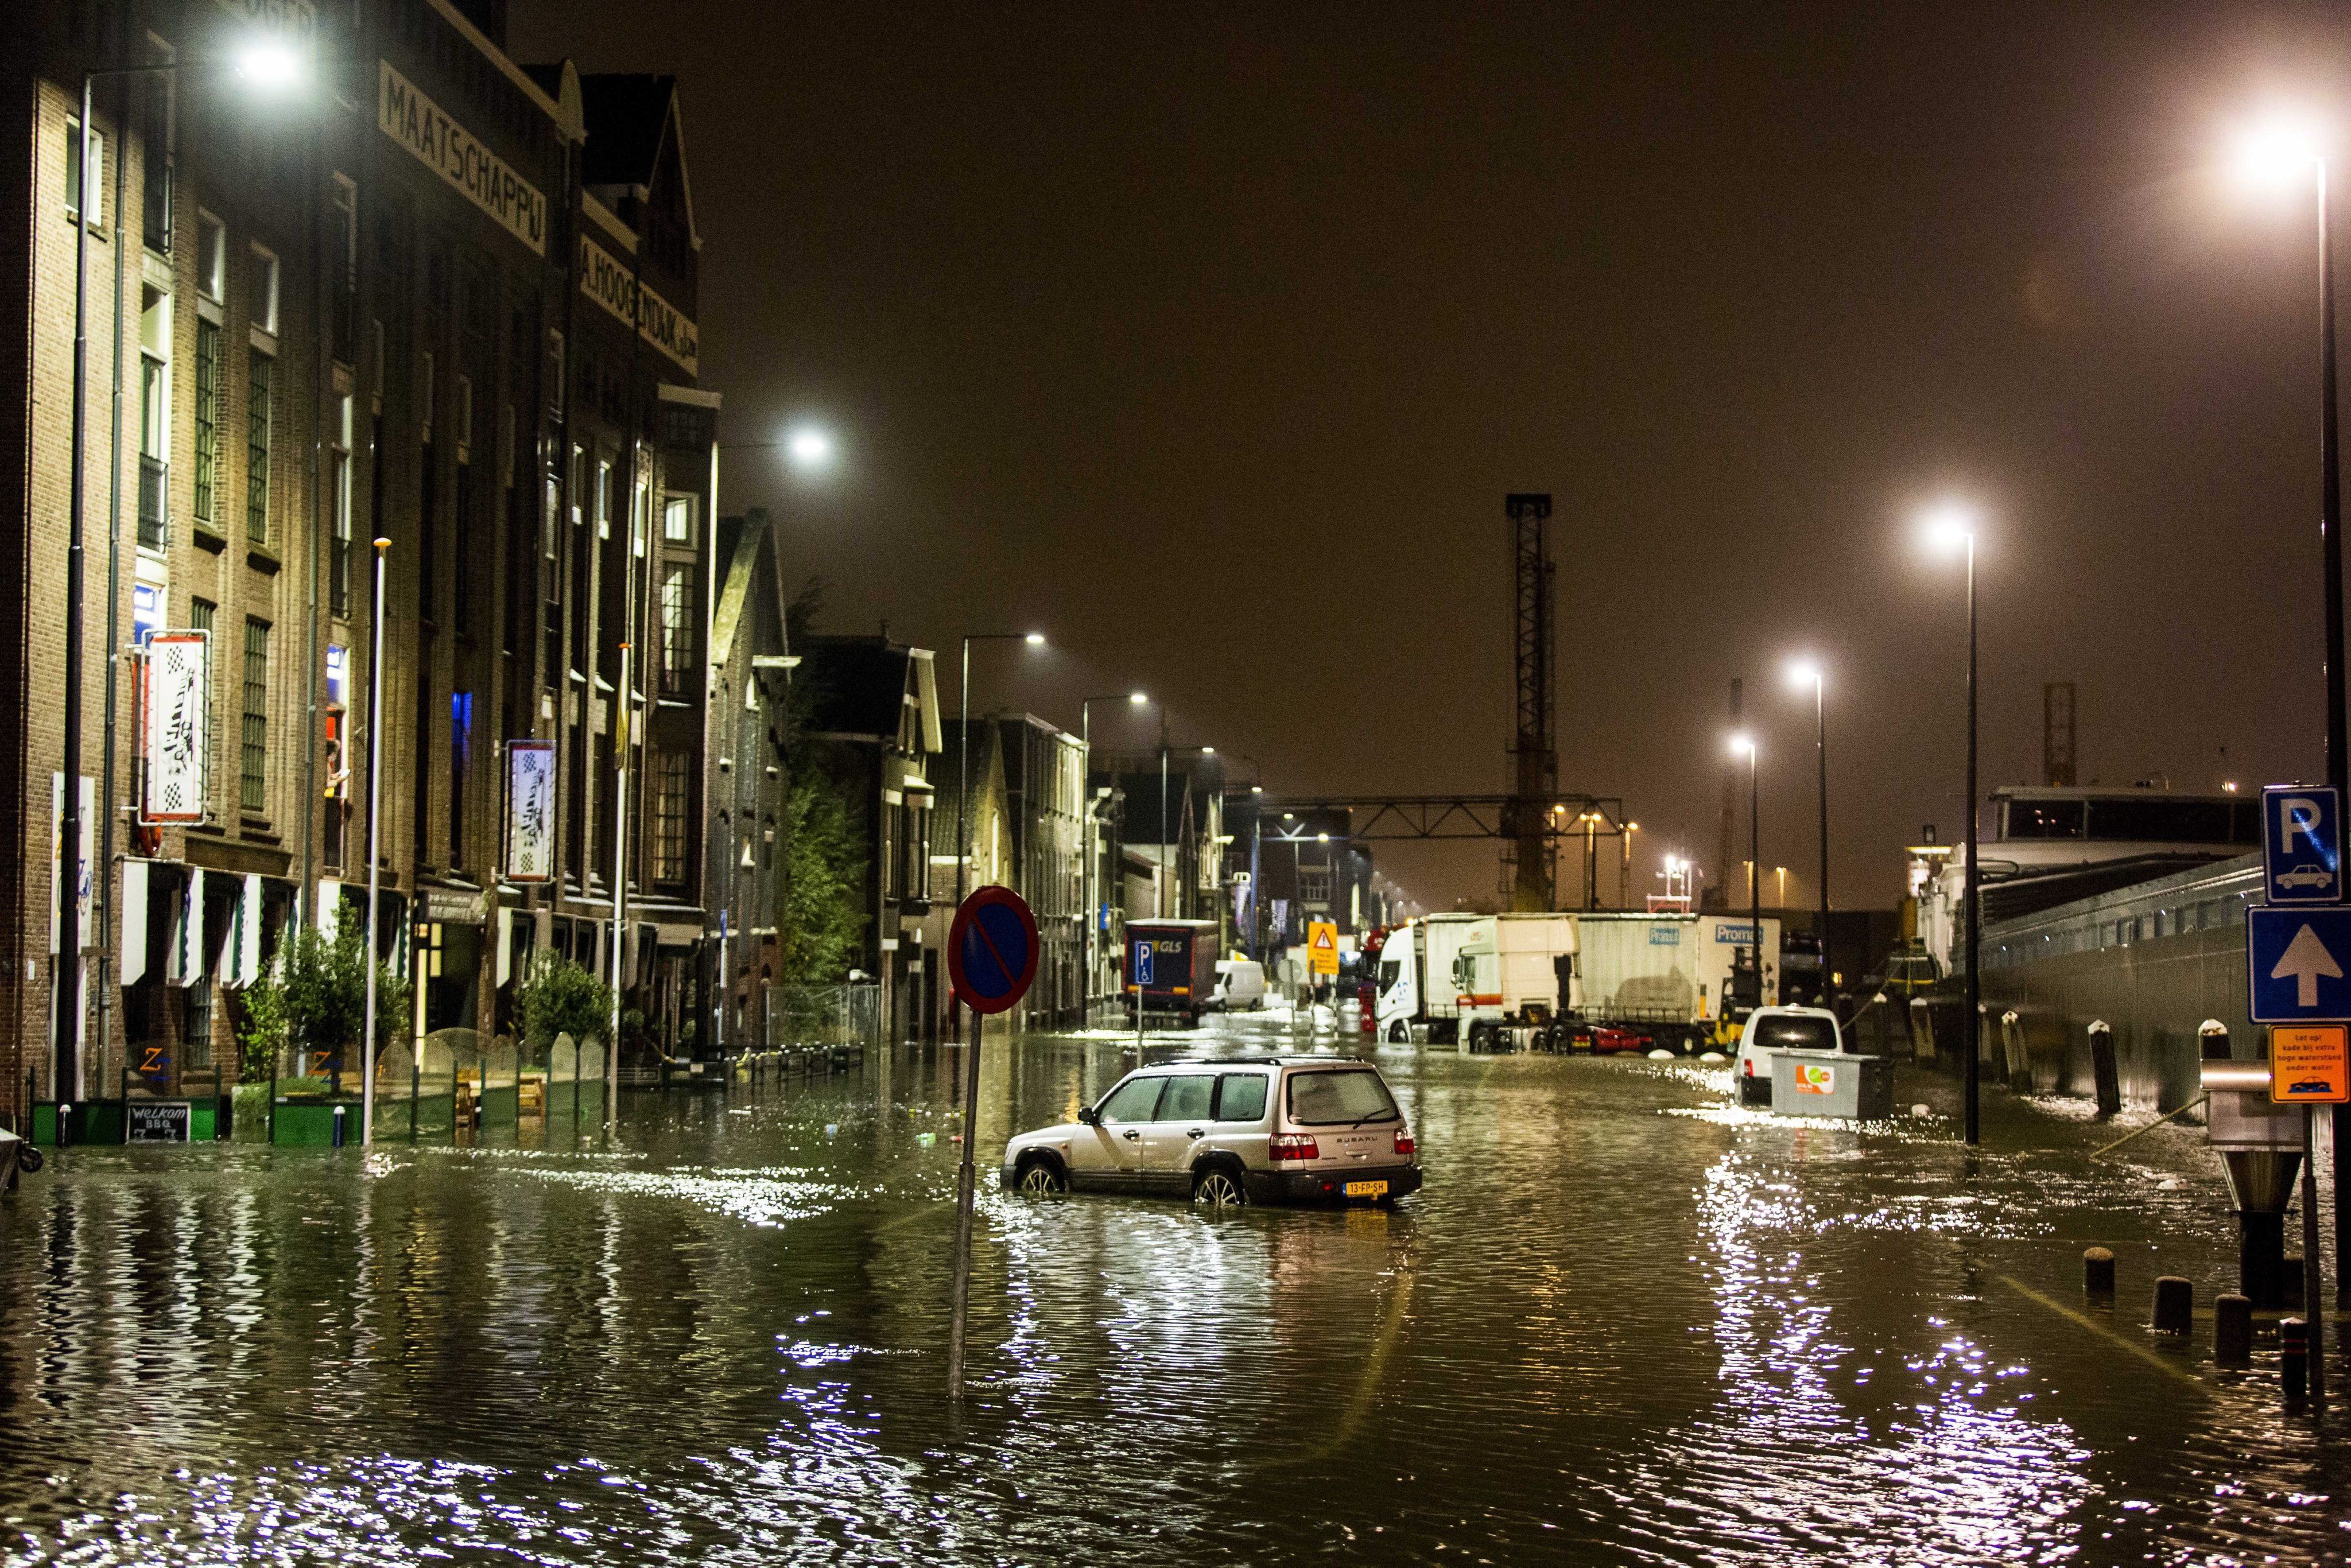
<box><xmin>516</xmin><ymin>0</ymin><xmax>2351</xmax><ymax>911</ymax></box>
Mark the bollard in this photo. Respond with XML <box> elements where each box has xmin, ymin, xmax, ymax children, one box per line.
<box><xmin>1909</xmin><ymin>996</ymin><xmax>1936</xmax><ymax>1063</ymax></box>
<box><xmin>2152</xmin><ymin>1275</ymin><xmax>2194</xmax><ymax>1336</ymax></box>
<box><xmin>2283</xmin><ymin>1317</ymin><xmax>2310</xmax><ymax>1399</ymax></box>
<box><xmin>2198</xmin><ymin>1019</ymin><xmax>2230</xmax><ymax>1063</ymax></box>
<box><xmin>332</xmin><ymin>1104</ymin><xmax>347</xmax><ymax>1148</ymax></box>
<box><xmin>2001</xmin><ymin>1009</ymin><xmax>2031</xmax><ymax>1095</ymax></box>
<box><xmin>2083</xmin><ymin>1246</ymin><xmax>2116</xmax><ymax>1297</ymax></box>
<box><xmin>2089</xmin><ymin>1020</ymin><xmax>2120</xmax><ymax>1119</ymax></box>
<box><xmin>2214</xmin><ymin>1293</ymin><xmax>2253</xmax><ymax>1366</ymax></box>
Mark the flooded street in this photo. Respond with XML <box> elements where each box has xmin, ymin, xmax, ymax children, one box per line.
<box><xmin>3</xmin><ymin>1018</ymin><xmax>2347</xmax><ymax>1565</ymax></box>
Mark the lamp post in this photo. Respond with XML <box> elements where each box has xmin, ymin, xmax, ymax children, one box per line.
<box><xmin>1788</xmin><ymin>661</ymin><xmax>1831</xmax><ymax>1008</ymax></box>
<box><xmin>360</xmin><ymin>540</ymin><xmax>389</xmax><ymax>1144</ymax></box>
<box><xmin>2232</xmin><ymin>114</ymin><xmax>2349</xmax><ymax>1303</ymax></box>
<box><xmin>953</xmin><ymin>631</ymin><xmax>1043</xmax><ymax>1037</ymax></box>
<box><xmin>1081</xmin><ymin>690</ymin><xmax>1147</xmax><ymax>1016</ymax></box>
<box><xmin>1730</xmin><ymin>735</ymin><xmax>1759</xmax><ymax>1014</ymax></box>
<box><xmin>1925</xmin><ymin>504</ymin><xmax>1981</xmax><ymax>1145</ymax></box>
<box><xmin>54</xmin><ymin>37</ymin><xmax>304</xmax><ymax>1105</ymax></box>
<box><xmin>1619</xmin><ymin>821</ymin><xmax>1639</xmax><ymax>909</ymax></box>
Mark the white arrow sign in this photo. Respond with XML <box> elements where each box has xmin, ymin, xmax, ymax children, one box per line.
<box><xmin>2273</xmin><ymin>923</ymin><xmax>2345</xmax><ymax>1006</ymax></box>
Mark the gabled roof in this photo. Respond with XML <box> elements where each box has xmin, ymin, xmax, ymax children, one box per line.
<box><xmin>800</xmin><ymin>636</ymin><xmax>937</xmax><ymax>752</ymax></box>
<box><xmin>576</xmin><ymin>73</ymin><xmax>700</xmax><ymax>249</ymax></box>
<box><xmin>712</xmin><ymin>510</ymin><xmax>787</xmax><ymax>670</ymax></box>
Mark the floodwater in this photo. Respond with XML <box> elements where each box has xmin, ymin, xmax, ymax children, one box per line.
<box><xmin>3</xmin><ymin>1016</ymin><xmax>2349</xmax><ymax>1565</ymax></box>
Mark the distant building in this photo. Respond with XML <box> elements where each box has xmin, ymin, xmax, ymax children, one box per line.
<box><xmin>705</xmin><ymin>510</ymin><xmax>794</xmax><ymax>1050</ymax></box>
<box><xmin>932</xmin><ymin>712</ymin><xmax>1085</xmax><ymax>1031</ymax></box>
<box><xmin>794</xmin><ymin>634</ymin><xmax>940</xmax><ymax>1043</ymax></box>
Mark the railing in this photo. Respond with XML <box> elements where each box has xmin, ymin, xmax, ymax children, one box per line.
<box><xmin>138</xmin><ymin>456</ymin><xmax>168</xmax><ymax>549</ymax></box>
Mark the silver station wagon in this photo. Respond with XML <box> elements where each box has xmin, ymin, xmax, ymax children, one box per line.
<box><xmin>1000</xmin><ymin>1056</ymin><xmax>1422</xmax><ymax>1206</ymax></box>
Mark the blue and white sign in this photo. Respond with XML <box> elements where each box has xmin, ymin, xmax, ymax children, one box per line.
<box><xmin>2263</xmin><ymin>784</ymin><xmax>2342</xmax><ymax>905</ymax></box>
<box><xmin>1132</xmin><ymin>941</ymin><xmax>1155</xmax><ymax>986</ymax></box>
<box><xmin>2248</xmin><ymin>906</ymin><xmax>2351</xmax><ymax>1022</ymax></box>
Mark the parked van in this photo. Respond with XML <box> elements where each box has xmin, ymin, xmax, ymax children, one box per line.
<box><xmin>1208</xmin><ymin>958</ymin><xmax>1267</xmax><ymax>1012</ymax></box>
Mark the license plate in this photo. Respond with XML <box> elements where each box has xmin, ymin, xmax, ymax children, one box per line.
<box><xmin>1344</xmin><ymin>1179</ymin><xmax>1388</xmax><ymax>1198</ymax></box>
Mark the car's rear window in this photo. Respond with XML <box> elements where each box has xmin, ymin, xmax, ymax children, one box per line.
<box><xmin>1285</xmin><ymin>1069</ymin><xmax>1399</xmax><ymax>1125</ymax></box>
<box><xmin>1750</xmin><ymin>1015</ymin><xmax>1839</xmax><ymax>1053</ymax></box>
<box><xmin>1215</xmin><ymin>1073</ymin><xmax>1269</xmax><ymax>1122</ymax></box>
<box><xmin>1158</xmin><ymin>1074</ymin><xmax>1215</xmax><ymax>1122</ymax></box>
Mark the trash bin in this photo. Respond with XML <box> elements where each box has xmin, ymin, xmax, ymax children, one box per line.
<box><xmin>1769</xmin><ymin>1049</ymin><xmax>1895</xmax><ymax>1120</ymax></box>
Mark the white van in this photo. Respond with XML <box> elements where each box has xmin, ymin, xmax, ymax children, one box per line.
<box><xmin>1732</xmin><ymin>1005</ymin><xmax>1845</xmax><ymax>1104</ymax></box>
<box><xmin>1208</xmin><ymin>958</ymin><xmax>1267</xmax><ymax>1012</ymax></box>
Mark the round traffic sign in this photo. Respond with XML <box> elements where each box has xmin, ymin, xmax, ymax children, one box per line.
<box><xmin>947</xmin><ymin>885</ymin><xmax>1039</xmax><ymax>1015</ymax></box>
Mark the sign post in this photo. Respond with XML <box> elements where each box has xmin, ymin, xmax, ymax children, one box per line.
<box><xmin>2252</xmin><ymin>783</ymin><xmax>2351</xmax><ymax>1404</ymax></box>
<box><xmin>944</xmin><ymin>885</ymin><xmax>1039</xmax><ymax>1398</ymax></box>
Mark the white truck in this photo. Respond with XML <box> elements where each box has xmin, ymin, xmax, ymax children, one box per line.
<box><xmin>1371</xmin><ymin>913</ymin><xmax>1491</xmax><ymax>1044</ymax></box>
<box><xmin>1566</xmin><ymin>911</ymin><xmax>1781</xmax><ymax>1053</ymax></box>
<box><xmin>1373</xmin><ymin>913</ymin><xmax>1578</xmax><ymax>1050</ymax></box>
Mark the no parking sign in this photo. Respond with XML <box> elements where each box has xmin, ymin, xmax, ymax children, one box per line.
<box><xmin>947</xmin><ymin>885</ymin><xmax>1039</xmax><ymax>1016</ymax></box>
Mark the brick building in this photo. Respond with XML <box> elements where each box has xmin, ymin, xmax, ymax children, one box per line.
<box><xmin>0</xmin><ymin>0</ymin><xmax>719</xmax><ymax>1127</ymax></box>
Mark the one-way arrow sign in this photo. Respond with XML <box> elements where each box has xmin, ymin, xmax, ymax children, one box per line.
<box><xmin>2248</xmin><ymin>907</ymin><xmax>2351</xmax><ymax>1022</ymax></box>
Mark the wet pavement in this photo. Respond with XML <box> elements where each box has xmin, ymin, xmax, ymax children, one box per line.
<box><xmin>3</xmin><ymin>1015</ymin><xmax>2349</xmax><ymax>1564</ymax></box>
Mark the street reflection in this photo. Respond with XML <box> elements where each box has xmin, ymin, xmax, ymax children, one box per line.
<box><xmin>4</xmin><ymin>1026</ymin><xmax>2350</xmax><ymax>1562</ymax></box>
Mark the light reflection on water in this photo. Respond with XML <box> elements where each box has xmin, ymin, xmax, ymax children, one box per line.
<box><xmin>5</xmin><ymin>1023</ymin><xmax>2351</xmax><ymax>1563</ymax></box>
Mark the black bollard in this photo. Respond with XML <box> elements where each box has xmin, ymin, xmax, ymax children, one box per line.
<box><xmin>2242</xmin><ymin>1214</ymin><xmax>2289</xmax><ymax>1310</ymax></box>
<box><xmin>2084</xmin><ymin>1247</ymin><xmax>2116</xmax><ymax>1297</ymax></box>
<box><xmin>2088</xmin><ymin>1021</ymin><xmax>2120</xmax><ymax>1119</ymax></box>
<box><xmin>332</xmin><ymin>1104</ymin><xmax>346</xmax><ymax>1148</ymax></box>
<box><xmin>2152</xmin><ymin>1275</ymin><xmax>2194</xmax><ymax>1336</ymax></box>
<box><xmin>2283</xmin><ymin>1317</ymin><xmax>2310</xmax><ymax>1399</ymax></box>
<box><xmin>2214</xmin><ymin>1294</ymin><xmax>2253</xmax><ymax>1367</ymax></box>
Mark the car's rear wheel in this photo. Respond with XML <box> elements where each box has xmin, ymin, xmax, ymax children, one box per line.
<box><xmin>1192</xmin><ymin>1166</ymin><xmax>1248</xmax><ymax>1208</ymax></box>
<box><xmin>1016</xmin><ymin>1157</ymin><xmax>1066</xmax><ymax>1195</ymax></box>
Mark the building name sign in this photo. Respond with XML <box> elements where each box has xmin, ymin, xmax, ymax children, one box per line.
<box><xmin>378</xmin><ymin>61</ymin><xmax>548</xmax><ymax>257</ymax></box>
<box><xmin>214</xmin><ymin>0</ymin><xmax>316</xmax><ymax>41</ymax></box>
<box><xmin>578</xmin><ymin>234</ymin><xmax>700</xmax><ymax>377</ymax></box>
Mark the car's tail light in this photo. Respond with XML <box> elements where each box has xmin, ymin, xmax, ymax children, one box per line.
<box><xmin>1394</xmin><ymin>1131</ymin><xmax>1416</xmax><ymax>1156</ymax></box>
<box><xmin>1270</xmin><ymin>1133</ymin><xmax>1320</xmax><ymax>1162</ymax></box>
<box><xmin>1741</xmin><ymin>1058</ymin><xmax>1754</xmax><ymax>1076</ymax></box>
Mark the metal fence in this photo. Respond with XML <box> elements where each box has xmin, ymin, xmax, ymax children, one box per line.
<box><xmin>764</xmin><ymin>983</ymin><xmax>880</xmax><ymax>1051</ymax></box>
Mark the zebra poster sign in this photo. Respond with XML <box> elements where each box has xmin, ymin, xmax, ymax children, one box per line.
<box><xmin>505</xmin><ymin>740</ymin><xmax>556</xmax><ymax>883</ymax></box>
<box><xmin>143</xmin><ymin>632</ymin><xmax>208</xmax><ymax>824</ymax></box>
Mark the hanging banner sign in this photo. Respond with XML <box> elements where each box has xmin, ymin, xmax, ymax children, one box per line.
<box><xmin>506</xmin><ymin>739</ymin><xmax>556</xmax><ymax>883</ymax></box>
<box><xmin>51</xmin><ymin>774</ymin><xmax>95</xmax><ymax>954</ymax></box>
<box><xmin>577</xmin><ymin>233</ymin><xmax>700</xmax><ymax>376</ymax></box>
<box><xmin>143</xmin><ymin>631</ymin><xmax>209</xmax><ymax>824</ymax></box>
<box><xmin>378</xmin><ymin>60</ymin><xmax>548</xmax><ymax>257</ymax></box>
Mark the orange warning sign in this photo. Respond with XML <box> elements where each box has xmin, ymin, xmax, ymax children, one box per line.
<box><xmin>1308</xmin><ymin>921</ymin><xmax>1339</xmax><ymax>976</ymax></box>
<box><xmin>2271</xmin><ymin>1024</ymin><xmax>2351</xmax><ymax>1104</ymax></box>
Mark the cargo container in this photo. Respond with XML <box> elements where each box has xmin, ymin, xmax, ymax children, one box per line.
<box><xmin>1123</xmin><ymin>919</ymin><xmax>1221</xmax><ymax>1026</ymax></box>
<box><xmin>1567</xmin><ymin>911</ymin><xmax>1780</xmax><ymax>1052</ymax></box>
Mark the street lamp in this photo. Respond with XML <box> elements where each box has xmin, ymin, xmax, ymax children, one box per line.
<box><xmin>1923</xmin><ymin>502</ymin><xmax>1981</xmax><ymax>1145</ymax></box>
<box><xmin>2231</xmin><ymin>110</ymin><xmax>2345</xmax><ymax>1310</ymax></box>
<box><xmin>1729</xmin><ymin>733</ymin><xmax>1759</xmax><ymax>1015</ymax></box>
<box><xmin>953</xmin><ymin>631</ymin><xmax>1044</xmax><ymax>1037</ymax></box>
<box><xmin>1081</xmin><ymin>691</ymin><xmax>1150</xmax><ymax>1016</ymax></box>
<box><xmin>1787</xmin><ymin>658</ymin><xmax>1832</xmax><ymax>1009</ymax></box>
<box><xmin>56</xmin><ymin>34</ymin><xmax>307</xmax><ymax>1105</ymax></box>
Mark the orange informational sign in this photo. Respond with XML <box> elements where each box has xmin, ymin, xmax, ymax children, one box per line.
<box><xmin>1308</xmin><ymin>921</ymin><xmax>1340</xmax><ymax>976</ymax></box>
<box><xmin>2271</xmin><ymin>1024</ymin><xmax>2351</xmax><ymax>1104</ymax></box>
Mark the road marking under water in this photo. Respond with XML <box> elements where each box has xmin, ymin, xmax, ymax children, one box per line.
<box><xmin>1997</xmin><ymin>1275</ymin><xmax>2207</xmax><ymax>1392</ymax></box>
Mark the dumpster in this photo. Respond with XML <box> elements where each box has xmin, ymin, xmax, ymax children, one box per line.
<box><xmin>1769</xmin><ymin>1049</ymin><xmax>1894</xmax><ymax>1120</ymax></box>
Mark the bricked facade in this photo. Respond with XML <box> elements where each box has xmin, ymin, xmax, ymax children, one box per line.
<box><xmin>0</xmin><ymin>0</ymin><xmax>719</xmax><ymax>1127</ymax></box>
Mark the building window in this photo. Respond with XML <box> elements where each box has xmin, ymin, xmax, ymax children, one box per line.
<box><xmin>249</xmin><ymin>244</ymin><xmax>279</xmax><ymax>336</ymax></box>
<box><xmin>654</xmin><ymin>751</ymin><xmax>688</xmax><ymax>883</ymax></box>
<box><xmin>595</xmin><ymin>460</ymin><xmax>612</xmax><ymax>540</ymax></box>
<box><xmin>246</xmin><ymin>348</ymin><xmax>273</xmax><ymax>542</ymax></box>
<box><xmin>658</xmin><ymin>561</ymin><xmax>694</xmax><ymax>694</ymax></box>
<box><xmin>64</xmin><ymin>119</ymin><xmax>104</xmax><ymax>226</ymax></box>
<box><xmin>632</xmin><ymin>472</ymin><xmax>649</xmax><ymax>557</ymax></box>
<box><xmin>329</xmin><ymin>395</ymin><xmax>352</xmax><ymax>616</ymax></box>
<box><xmin>329</xmin><ymin>174</ymin><xmax>357</xmax><ymax>364</ymax></box>
<box><xmin>192</xmin><ymin>318</ymin><xmax>221</xmax><ymax>526</ymax></box>
<box><xmin>663</xmin><ymin>493</ymin><xmax>694</xmax><ymax>545</ymax></box>
<box><xmin>240</xmin><ymin>618</ymin><xmax>270</xmax><ymax>813</ymax></box>
<box><xmin>196</xmin><ymin>213</ymin><xmax>224</xmax><ymax>301</ymax></box>
<box><xmin>141</xmin><ymin>61</ymin><xmax>175</xmax><ymax>253</ymax></box>
<box><xmin>139</xmin><ymin>355</ymin><xmax>168</xmax><ymax>549</ymax></box>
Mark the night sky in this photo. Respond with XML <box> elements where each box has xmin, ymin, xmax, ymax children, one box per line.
<box><xmin>516</xmin><ymin>1</ymin><xmax>2351</xmax><ymax>912</ymax></box>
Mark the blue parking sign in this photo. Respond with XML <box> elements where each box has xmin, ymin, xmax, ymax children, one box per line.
<box><xmin>1132</xmin><ymin>940</ymin><xmax>1155</xmax><ymax>986</ymax></box>
<box><xmin>2263</xmin><ymin>785</ymin><xmax>2343</xmax><ymax>905</ymax></box>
